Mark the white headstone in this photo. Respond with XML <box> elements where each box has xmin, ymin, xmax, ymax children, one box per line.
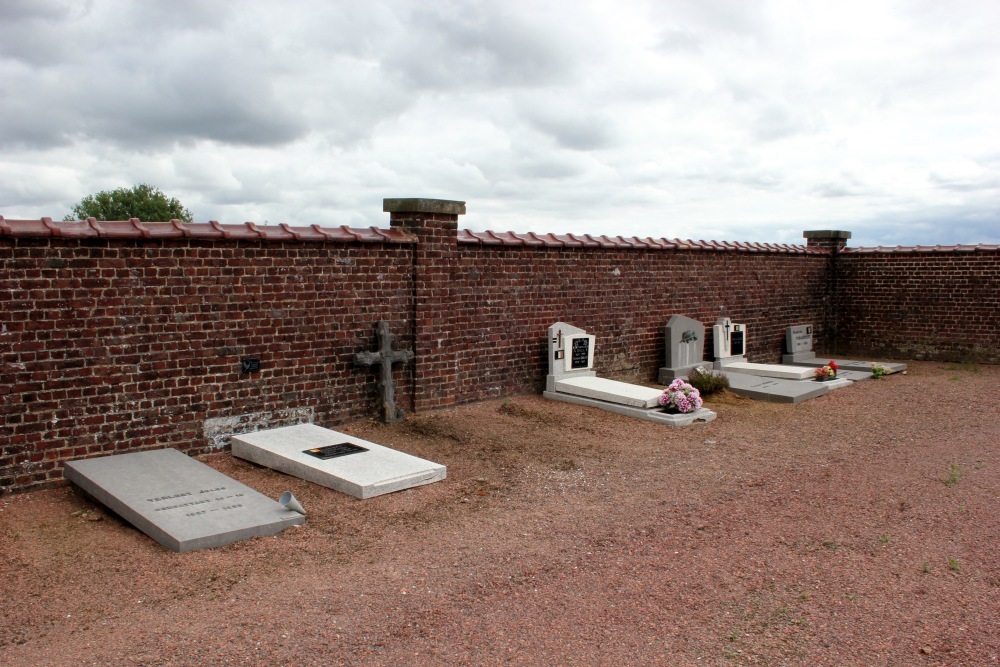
<box><xmin>713</xmin><ymin>317</ymin><xmax>747</xmax><ymax>360</ymax></box>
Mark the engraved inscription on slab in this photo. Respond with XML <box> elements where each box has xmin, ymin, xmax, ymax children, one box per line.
<box><xmin>303</xmin><ymin>443</ymin><xmax>369</xmax><ymax>460</ymax></box>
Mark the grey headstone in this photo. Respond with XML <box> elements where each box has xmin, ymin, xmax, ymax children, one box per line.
<box><xmin>786</xmin><ymin>324</ymin><xmax>813</xmax><ymax>354</ymax></box>
<box><xmin>658</xmin><ymin>315</ymin><xmax>706</xmax><ymax>383</ymax></box>
<box><xmin>232</xmin><ymin>424</ymin><xmax>446</xmax><ymax>499</ymax></box>
<box><xmin>63</xmin><ymin>449</ymin><xmax>304</xmax><ymax>553</ymax></box>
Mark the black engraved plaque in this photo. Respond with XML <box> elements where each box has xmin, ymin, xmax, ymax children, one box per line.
<box><xmin>303</xmin><ymin>443</ymin><xmax>369</xmax><ymax>460</ymax></box>
<box><xmin>571</xmin><ymin>337</ymin><xmax>591</xmax><ymax>369</ymax></box>
<box><xmin>241</xmin><ymin>358</ymin><xmax>261</xmax><ymax>374</ymax></box>
<box><xmin>730</xmin><ymin>331</ymin><xmax>745</xmax><ymax>356</ymax></box>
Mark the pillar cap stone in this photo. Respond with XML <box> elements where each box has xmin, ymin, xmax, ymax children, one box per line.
<box><xmin>803</xmin><ymin>230</ymin><xmax>852</xmax><ymax>240</ymax></box>
<box><xmin>383</xmin><ymin>198</ymin><xmax>466</xmax><ymax>215</ymax></box>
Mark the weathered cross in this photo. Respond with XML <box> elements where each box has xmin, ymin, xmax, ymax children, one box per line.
<box><xmin>354</xmin><ymin>320</ymin><xmax>414</xmax><ymax>424</ymax></box>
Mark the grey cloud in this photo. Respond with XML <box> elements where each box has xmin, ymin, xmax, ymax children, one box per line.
<box><xmin>381</xmin><ymin>3</ymin><xmax>574</xmax><ymax>89</ymax></box>
<box><xmin>928</xmin><ymin>171</ymin><xmax>999</xmax><ymax>193</ymax></box>
<box><xmin>517</xmin><ymin>103</ymin><xmax>616</xmax><ymax>151</ymax></box>
<box><xmin>656</xmin><ymin>27</ymin><xmax>703</xmax><ymax>54</ymax></box>
<box><xmin>852</xmin><ymin>204</ymin><xmax>1000</xmax><ymax>246</ymax></box>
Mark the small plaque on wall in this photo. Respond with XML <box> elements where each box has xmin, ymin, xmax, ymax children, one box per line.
<box><xmin>241</xmin><ymin>358</ymin><xmax>261</xmax><ymax>374</ymax></box>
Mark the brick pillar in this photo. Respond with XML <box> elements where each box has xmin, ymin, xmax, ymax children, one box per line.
<box><xmin>803</xmin><ymin>230</ymin><xmax>851</xmax><ymax>253</ymax></box>
<box><xmin>803</xmin><ymin>230</ymin><xmax>851</xmax><ymax>355</ymax></box>
<box><xmin>384</xmin><ymin>198</ymin><xmax>466</xmax><ymax>412</ymax></box>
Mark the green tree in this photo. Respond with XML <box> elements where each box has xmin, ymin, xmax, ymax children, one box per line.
<box><xmin>65</xmin><ymin>183</ymin><xmax>193</xmax><ymax>222</ymax></box>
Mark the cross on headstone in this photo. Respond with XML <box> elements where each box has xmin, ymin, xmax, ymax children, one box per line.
<box><xmin>354</xmin><ymin>320</ymin><xmax>414</xmax><ymax>424</ymax></box>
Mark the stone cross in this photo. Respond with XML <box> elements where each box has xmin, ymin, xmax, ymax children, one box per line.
<box><xmin>354</xmin><ymin>320</ymin><xmax>414</xmax><ymax>424</ymax></box>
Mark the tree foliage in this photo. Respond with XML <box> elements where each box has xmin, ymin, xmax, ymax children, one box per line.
<box><xmin>65</xmin><ymin>184</ymin><xmax>193</xmax><ymax>222</ymax></box>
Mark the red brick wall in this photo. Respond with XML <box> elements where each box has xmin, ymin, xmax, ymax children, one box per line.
<box><xmin>1</xmin><ymin>233</ymin><xmax>414</xmax><ymax>492</ymax></box>
<box><xmin>3</xmin><ymin>205</ymin><xmax>997</xmax><ymax>494</ymax></box>
<box><xmin>835</xmin><ymin>249</ymin><xmax>1000</xmax><ymax>363</ymax></box>
<box><xmin>447</xmin><ymin>246</ymin><xmax>830</xmax><ymax>402</ymax></box>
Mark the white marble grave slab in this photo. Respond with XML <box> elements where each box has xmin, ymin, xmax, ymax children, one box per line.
<box><xmin>720</xmin><ymin>361</ymin><xmax>816</xmax><ymax>380</ymax></box>
<box><xmin>554</xmin><ymin>376</ymin><xmax>662</xmax><ymax>408</ymax></box>
<box><xmin>231</xmin><ymin>424</ymin><xmax>445</xmax><ymax>499</ymax></box>
<box><xmin>63</xmin><ymin>448</ymin><xmax>304</xmax><ymax>553</ymax></box>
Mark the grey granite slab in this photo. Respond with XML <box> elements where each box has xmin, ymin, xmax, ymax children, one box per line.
<box><xmin>231</xmin><ymin>424</ymin><xmax>446</xmax><ymax>499</ymax></box>
<box><xmin>63</xmin><ymin>448</ymin><xmax>304</xmax><ymax>553</ymax></box>
<box><xmin>781</xmin><ymin>353</ymin><xmax>908</xmax><ymax>374</ymax></box>
<box><xmin>719</xmin><ymin>371</ymin><xmax>831</xmax><ymax>404</ymax></box>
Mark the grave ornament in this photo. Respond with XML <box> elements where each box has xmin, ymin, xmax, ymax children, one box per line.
<box><xmin>354</xmin><ymin>320</ymin><xmax>413</xmax><ymax>424</ymax></box>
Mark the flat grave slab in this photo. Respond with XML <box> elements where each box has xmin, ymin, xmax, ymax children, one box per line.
<box><xmin>63</xmin><ymin>448</ymin><xmax>304</xmax><ymax>553</ymax></box>
<box><xmin>554</xmin><ymin>376</ymin><xmax>662</xmax><ymax>408</ymax></box>
<box><xmin>231</xmin><ymin>423</ymin><xmax>446</xmax><ymax>500</ymax></box>
<box><xmin>781</xmin><ymin>354</ymin><xmax>908</xmax><ymax>374</ymax></box>
<box><xmin>543</xmin><ymin>390</ymin><xmax>716</xmax><ymax>426</ymax></box>
<box><xmin>719</xmin><ymin>360</ymin><xmax>816</xmax><ymax>380</ymax></box>
<box><xmin>782</xmin><ymin>324</ymin><xmax>907</xmax><ymax>373</ymax></box>
<box><xmin>719</xmin><ymin>371</ymin><xmax>831</xmax><ymax>404</ymax></box>
<box><xmin>834</xmin><ymin>368</ymin><xmax>873</xmax><ymax>383</ymax></box>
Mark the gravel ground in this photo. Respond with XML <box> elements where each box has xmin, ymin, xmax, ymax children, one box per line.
<box><xmin>1</xmin><ymin>361</ymin><xmax>998</xmax><ymax>666</ymax></box>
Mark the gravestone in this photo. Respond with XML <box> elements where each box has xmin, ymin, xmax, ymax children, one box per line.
<box><xmin>658</xmin><ymin>314</ymin><xmax>706</xmax><ymax>383</ymax></box>
<box><xmin>712</xmin><ymin>317</ymin><xmax>747</xmax><ymax>361</ymax></box>
<box><xmin>63</xmin><ymin>449</ymin><xmax>304</xmax><ymax>553</ymax></box>
<box><xmin>783</xmin><ymin>324</ymin><xmax>814</xmax><ymax>363</ymax></box>
<box><xmin>543</xmin><ymin>321</ymin><xmax>716</xmax><ymax>426</ymax></box>
<box><xmin>709</xmin><ymin>318</ymin><xmax>855</xmax><ymax>401</ymax></box>
<box><xmin>355</xmin><ymin>320</ymin><xmax>413</xmax><ymax>424</ymax></box>
<box><xmin>232</xmin><ymin>423</ymin><xmax>446</xmax><ymax>499</ymax></box>
<box><xmin>781</xmin><ymin>323</ymin><xmax>908</xmax><ymax>373</ymax></box>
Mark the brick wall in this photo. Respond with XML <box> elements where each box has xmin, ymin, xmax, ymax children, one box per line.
<box><xmin>447</xmin><ymin>244</ymin><xmax>829</xmax><ymax>402</ymax></box>
<box><xmin>835</xmin><ymin>248</ymin><xmax>1000</xmax><ymax>363</ymax></box>
<box><xmin>2</xmin><ymin>203</ymin><xmax>998</xmax><ymax>494</ymax></box>
<box><xmin>1</xmin><ymin>220</ymin><xmax>415</xmax><ymax>492</ymax></box>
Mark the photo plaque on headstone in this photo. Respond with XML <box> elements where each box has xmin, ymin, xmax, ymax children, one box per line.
<box><xmin>731</xmin><ymin>328</ymin><xmax>745</xmax><ymax>356</ymax></box>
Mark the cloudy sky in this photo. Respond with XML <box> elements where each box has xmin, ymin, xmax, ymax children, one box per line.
<box><xmin>2</xmin><ymin>0</ymin><xmax>998</xmax><ymax>247</ymax></box>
